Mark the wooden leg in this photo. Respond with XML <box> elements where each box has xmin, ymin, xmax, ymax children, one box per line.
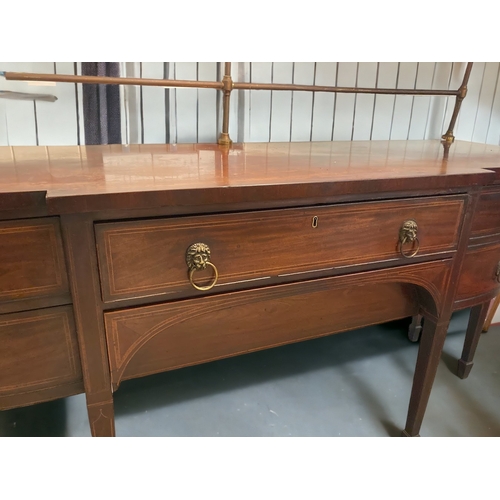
<box><xmin>87</xmin><ymin>395</ymin><xmax>115</xmax><ymax>437</ymax></box>
<box><xmin>403</xmin><ymin>315</ymin><xmax>448</xmax><ymax>437</ymax></box>
<box><xmin>61</xmin><ymin>214</ymin><xmax>116</xmax><ymax>437</ymax></box>
<box><xmin>408</xmin><ymin>314</ymin><xmax>423</xmax><ymax>342</ymax></box>
<box><xmin>457</xmin><ymin>302</ymin><xmax>490</xmax><ymax>379</ymax></box>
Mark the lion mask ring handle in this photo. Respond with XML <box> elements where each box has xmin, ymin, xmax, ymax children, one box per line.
<box><xmin>399</xmin><ymin>220</ymin><xmax>420</xmax><ymax>258</ymax></box>
<box><xmin>186</xmin><ymin>243</ymin><xmax>219</xmax><ymax>291</ymax></box>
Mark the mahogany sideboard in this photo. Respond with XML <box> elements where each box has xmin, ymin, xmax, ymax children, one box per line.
<box><xmin>1</xmin><ymin>139</ymin><xmax>499</xmax><ymax>437</ymax></box>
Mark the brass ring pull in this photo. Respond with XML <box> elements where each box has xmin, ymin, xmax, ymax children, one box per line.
<box><xmin>399</xmin><ymin>236</ymin><xmax>420</xmax><ymax>258</ymax></box>
<box><xmin>186</xmin><ymin>243</ymin><xmax>219</xmax><ymax>291</ymax></box>
<box><xmin>189</xmin><ymin>261</ymin><xmax>219</xmax><ymax>291</ymax></box>
<box><xmin>399</xmin><ymin>220</ymin><xmax>420</xmax><ymax>259</ymax></box>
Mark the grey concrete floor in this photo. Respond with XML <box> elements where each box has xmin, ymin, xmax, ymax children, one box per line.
<box><xmin>1</xmin><ymin>308</ymin><xmax>499</xmax><ymax>437</ymax></box>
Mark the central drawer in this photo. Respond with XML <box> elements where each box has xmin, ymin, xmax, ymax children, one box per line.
<box><xmin>104</xmin><ymin>275</ymin><xmax>420</xmax><ymax>387</ymax></box>
<box><xmin>95</xmin><ymin>195</ymin><xmax>465</xmax><ymax>303</ymax></box>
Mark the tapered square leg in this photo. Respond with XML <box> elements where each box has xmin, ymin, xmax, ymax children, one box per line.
<box><xmin>401</xmin><ymin>430</ymin><xmax>420</xmax><ymax>437</ymax></box>
<box><xmin>403</xmin><ymin>315</ymin><xmax>448</xmax><ymax>437</ymax></box>
<box><xmin>61</xmin><ymin>215</ymin><xmax>116</xmax><ymax>437</ymax></box>
<box><xmin>408</xmin><ymin>314</ymin><xmax>423</xmax><ymax>342</ymax></box>
<box><xmin>457</xmin><ymin>301</ymin><xmax>490</xmax><ymax>379</ymax></box>
<box><xmin>87</xmin><ymin>396</ymin><xmax>115</xmax><ymax>437</ymax></box>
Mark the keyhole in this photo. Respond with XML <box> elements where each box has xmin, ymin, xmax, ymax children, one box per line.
<box><xmin>312</xmin><ymin>216</ymin><xmax>318</xmax><ymax>228</ymax></box>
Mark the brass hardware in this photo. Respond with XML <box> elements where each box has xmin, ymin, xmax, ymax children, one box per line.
<box><xmin>218</xmin><ymin>63</ymin><xmax>233</xmax><ymax>146</ymax></box>
<box><xmin>312</xmin><ymin>216</ymin><xmax>318</xmax><ymax>228</ymax></box>
<box><xmin>399</xmin><ymin>220</ymin><xmax>420</xmax><ymax>258</ymax></box>
<box><xmin>218</xmin><ymin>132</ymin><xmax>232</xmax><ymax>146</ymax></box>
<box><xmin>496</xmin><ymin>262</ymin><xmax>500</xmax><ymax>283</ymax></box>
<box><xmin>441</xmin><ymin>62</ymin><xmax>474</xmax><ymax>145</ymax></box>
<box><xmin>186</xmin><ymin>243</ymin><xmax>219</xmax><ymax>291</ymax></box>
<box><xmin>3</xmin><ymin>63</ymin><xmax>473</xmax><ymax>153</ymax></box>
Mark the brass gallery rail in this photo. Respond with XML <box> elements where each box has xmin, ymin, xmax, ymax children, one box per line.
<box><xmin>2</xmin><ymin>62</ymin><xmax>473</xmax><ymax>146</ymax></box>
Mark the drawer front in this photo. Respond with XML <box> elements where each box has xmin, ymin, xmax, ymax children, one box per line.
<box><xmin>96</xmin><ymin>196</ymin><xmax>465</xmax><ymax>303</ymax></box>
<box><xmin>470</xmin><ymin>189</ymin><xmax>500</xmax><ymax>241</ymax></box>
<box><xmin>0</xmin><ymin>306</ymin><xmax>82</xmax><ymax>397</ymax></box>
<box><xmin>455</xmin><ymin>242</ymin><xmax>500</xmax><ymax>303</ymax></box>
<box><xmin>0</xmin><ymin>218</ymin><xmax>69</xmax><ymax>303</ymax></box>
<box><xmin>104</xmin><ymin>260</ymin><xmax>451</xmax><ymax>387</ymax></box>
<box><xmin>105</xmin><ymin>278</ymin><xmax>419</xmax><ymax>386</ymax></box>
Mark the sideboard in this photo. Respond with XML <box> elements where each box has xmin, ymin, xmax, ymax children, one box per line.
<box><xmin>1</xmin><ymin>139</ymin><xmax>499</xmax><ymax>437</ymax></box>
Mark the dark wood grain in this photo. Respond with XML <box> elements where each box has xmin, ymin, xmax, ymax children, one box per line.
<box><xmin>408</xmin><ymin>314</ymin><xmax>423</xmax><ymax>342</ymax></box>
<box><xmin>0</xmin><ymin>191</ymin><xmax>47</xmax><ymax>221</ymax></box>
<box><xmin>0</xmin><ymin>381</ymin><xmax>83</xmax><ymax>411</ymax></box>
<box><xmin>403</xmin><ymin>315</ymin><xmax>449</xmax><ymax>437</ymax></box>
<box><xmin>108</xmin><ymin>281</ymin><xmax>415</xmax><ymax>385</ymax></box>
<box><xmin>469</xmin><ymin>187</ymin><xmax>500</xmax><ymax>241</ymax></box>
<box><xmin>0</xmin><ymin>218</ymin><xmax>69</xmax><ymax>303</ymax></box>
<box><xmin>0</xmin><ymin>294</ymin><xmax>72</xmax><ymax>316</ymax></box>
<box><xmin>0</xmin><ymin>141</ymin><xmax>498</xmax><ymax>214</ymax></box>
<box><xmin>1</xmin><ymin>139</ymin><xmax>500</xmax><ymax>437</ymax></box>
<box><xmin>402</xmin><ymin>187</ymin><xmax>479</xmax><ymax>436</ymax></box>
<box><xmin>0</xmin><ymin>306</ymin><xmax>82</xmax><ymax>409</ymax></box>
<box><xmin>457</xmin><ymin>302</ymin><xmax>491</xmax><ymax>379</ymax></box>
<box><xmin>454</xmin><ymin>242</ymin><xmax>500</xmax><ymax>304</ymax></box>
<box><xmin>104</xmin><ymin>259</ymin><xmax>452</xmax><ymax>388</ymax></box>
<box><xmin>61</xmin><ymin>214</ymin><xmax>115</xmax><ymax>437</ymax></box>
<box><xmin>96</xmin><ymin>196</ymin><xmax>464</xmax><ymax>303</ymax></box>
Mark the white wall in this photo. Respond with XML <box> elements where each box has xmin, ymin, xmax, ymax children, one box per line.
<box><xmin>0</xmin><ymin>62</ymin><xmax>84</xmax><ymax>146</ymax></box>
<box><xmin>1</xmin><ymin>62</ymin><xmax>500</xmax><ymax>147</ymax></box>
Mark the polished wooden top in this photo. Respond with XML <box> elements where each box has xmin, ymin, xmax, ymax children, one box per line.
<box><xmin>0</xmin><ymin>140</ymin><xmax>499</xmax><ymax>214</ymax></box>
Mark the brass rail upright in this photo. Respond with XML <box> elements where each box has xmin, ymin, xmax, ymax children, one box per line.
<box><xmin>441</xmin><ymin>62</ymin><xmax>474</xmax><ymax>144</ymax></box>
<box><xmin>219</xmin><ymin>62</ymin><xmax>233</xmax><ymax>146</ymax></box>
<box><xmin>3</xmin><ymin>62</ymin><xmax>474</xmax><ymax>145</ymax></box>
